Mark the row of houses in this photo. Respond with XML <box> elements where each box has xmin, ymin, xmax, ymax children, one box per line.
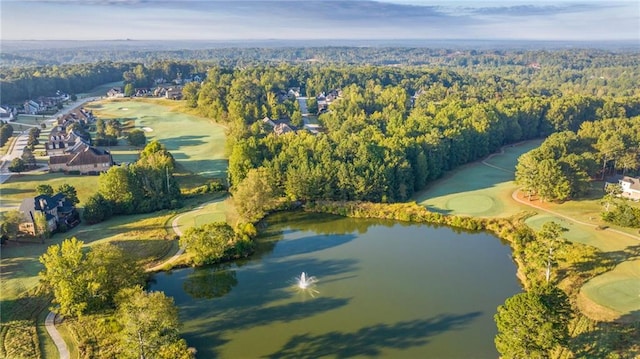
<box><xmin>46</xmin><ymin>107</ymin><xmax>114</xmax><ymax>174</ymax></box>
<box><xmin>106</xmin><ymin>86</ymin><xmax>183</xmax><ymax>100</ymax></box>
<box><xmin>23</xmin><ymin>91</ymin><xmax>70</xmax><ymax>115</ymax></box>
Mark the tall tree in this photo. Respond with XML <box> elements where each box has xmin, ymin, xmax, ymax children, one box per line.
<box><xmin>40</xmin><ymin>238</ymin><xmax>145</xmax><ymax>316</ymax></box>
<box><xmin>39</xmin><ymin>237</ymin><xmax>88</xmax><ymax>317</ymax></box>
<box><xmin>127</xmin><ymin>129</ymin><xmax>147</xmax><ymax>147</ymax></box>
<box><xmin>21</xmin><ymin>147</ymin><xmax>36</xmax><ymax>169</ymax></box>
<box><xmin>85</xmin><ymin>243</ymin><xmax>145</xmax><ymax>310</ymax></box>
<box><xmin>115</xmin><ymin>286</ymin><xmax>193</xmax><ymax>359</ymax></box>
<box><xmin>36</xmin><ymin>184</ymin><xmax>54</xmax><ymax>196</ymax></box>
<box><xmin>0</xmin><ymin>210</ymin><xmax>23</xmax><ymax>239</ymax></box>
<box><xmin>33</xmin><ymin>212</ymin><xmax>50</xmax><ymax>241</ymax></box>
<box><xmin>57</xmin><ymin>183</ymin><xmax>79</xmax><ymax>205</ymax></box>
<box><xmin>537</xmin><ymin>222</ymin><xmax>566</xmax><ymax>283</ymax></box>
<box><xmin>494</xmin><ymin>286</ymin><xmax>572</xmax><ymax>359</ymax></box>
<box><xmin>8</xmin><ymin>158</ymin><xmax>26</xmax><ymax>174</ymax></box>
<box><xmin>232</xmin><ymin>167</ymin><xmax>277</xmax><ymax>223</ymax></box>
<box><xmin>180</xmin><ymin>222</ymin><xmax>238</xmax><ymax>265</ymax></box>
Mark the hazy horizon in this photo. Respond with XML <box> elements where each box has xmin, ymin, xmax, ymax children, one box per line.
<box><xmin>1</xmin><ymin>0</ymin><xmax>638</xmax><ymax>42</ymax></box>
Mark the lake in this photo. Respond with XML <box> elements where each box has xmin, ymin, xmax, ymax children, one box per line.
<box><xmin>150</xmin><ymin>212</ymin><xmax>521</xmax><ymax>358</ymax></box>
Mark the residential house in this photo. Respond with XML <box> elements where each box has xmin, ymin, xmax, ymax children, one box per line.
<box><xmin>57</xmin><ymin>108</ymin><xmax>95</xmax><ymax>127</ymax></box>
<box><xmin>24</xmin><ymin>100</ymin><xmax>41</xmax><ymax>115</ymax></box>
<box><xmin>262</xmin><ymin>116</ymin><xmax>296</xmax><ymax>136</ymax></box>
<box><xmin>107</xmin><ymin>88</ymin><xmax>124</xmax><ymax>98</ymax></box>
<box><xmin>18</xmin><ymin>193</ymin><xmax>79</xmax><ymax>235</ymax></box>
<box><xmin>609</xmin><ymin>175</ymin><xmax>640</xmax><ymax>200</ymax></box>
<box><xmin>49</xmin><ymin>142</ymin><xmax>114</xmax><ymax>174</ymax></box>
<box><xmin>316</xmin><ymin>89</ymin><xmax>342</xmax><ymax>114</ymax></box>
<box><xmin>165</xmin><ymin>87</ymin><xmax>182</xmax><ymax>100</ymax></box>
<box><xmin>288</xmin><ymin>87</ymin><xmax>301</xmax><ymax>99</ymax></box>
<box><xmin>134</xmin><ymin>88</ymin><xmax>150</xmax><ymax>97</ymax></box>
<box><xmin>46</xmin><ymin>125</ymin><xmax>90</xmax><ymax>156</ymax></box>
<box><xmin>0</xmin><ymin>106</ymin><xmax>16</xmax><ymax>121</ymax></box>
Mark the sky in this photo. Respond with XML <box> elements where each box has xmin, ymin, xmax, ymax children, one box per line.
<box><xmin>1</xmin><ymin>0</ymin><xmax>639</xmax><ymax>41</ymax></box>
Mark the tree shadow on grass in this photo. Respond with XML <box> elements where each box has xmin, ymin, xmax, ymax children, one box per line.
<box><xmin>0</xmin><ymin>256</ymin><xmax>41</xmax><ymax>280</ymax></box>
<box><xmin>163</xmin><ymin>135</ymin><xmax>209</xmax><ymax>150</ymax></box>
<box><xmin>263</xmin><ymin>312</ymin><xmax>483</xmax><ymax>359</ymax></box>
<box><xmin>109</xmin><ymin>239</ymin><xmax>173</xmax><ymax>262</ymax></box>
<box><xmin>0</xmin><ymin>187</ymin><xmax>33</xmax><ymax>197</ymax></box>
<box><xmin>570</xmin><ymin>311</ymin><xmax>640</xmax><ymax>358</ymax></box>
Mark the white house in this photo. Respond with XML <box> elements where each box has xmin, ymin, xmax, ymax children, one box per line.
<box><xmin>615</xmin><ymin>175</ymin><xmax>640</xmax><ymax>200</ymax></box>
<box><xmin>24</xmin><ymin>100</ymin><xmax>41</xmax><ymax>115</ymax></box>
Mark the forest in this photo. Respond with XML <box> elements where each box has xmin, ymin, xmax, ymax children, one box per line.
<box><xmin>2</xmin><ymin>46</ymin><xmax>639</xmax><ymax>103</ymax></box>
<box><xmin>175</xmin><ymin>61</ymin><xmax>640</xmax><ymax>220</ymax></box>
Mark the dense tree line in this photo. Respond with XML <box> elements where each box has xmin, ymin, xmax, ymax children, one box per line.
<box><xmin>83</xmin><ymin>140</ymin><xmax>181</xmax><ymax>224</ymax></box>
<box><xmin>3</xmin><ymin>47</ymin><xmax>639</xmax><ymax>103</ymax></box>
<box><xmin>0</xmin><ymin>62</ymin><xmax>129</xmax><ymax>104</ymax></box>
<box><xmin>0</xmin><ymin>123</ymin><xmax>13</xmax><ymax>146</ymax></box>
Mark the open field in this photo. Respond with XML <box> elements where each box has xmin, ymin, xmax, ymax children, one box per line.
<box><xmin>0</xmin><ymin>172</ymin><xmax>100</xmax><ymax>210</ymax></box>
<box><xmin>414</xmin><ymin>139</ymin><xmax>640</xmax><ymax>320</ymax></box>
<box><xmin>86</xmin><ymin>99</ymin><xmax>227</xmax><ymax>180</ymax></box>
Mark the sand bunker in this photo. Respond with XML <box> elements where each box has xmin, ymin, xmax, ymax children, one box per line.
<box><xmin>142</xmin><ymin>127</ymin><xmax>154</xmax><ymax>132</ymax></box>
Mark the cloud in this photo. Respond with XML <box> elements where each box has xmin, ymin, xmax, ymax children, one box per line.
<box><xmin>2</xmin><ymin>0</ymin><xmax>637</xmax><ymax>40</ymax></box>
<box><xmin>467</xmin><ymin>2</ymin><xmax>624</xmax><ymax>17</ymax></box>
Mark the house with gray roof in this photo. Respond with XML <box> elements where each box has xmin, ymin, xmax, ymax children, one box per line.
<box><xmin>18</xmin><ymin>193</ymin><xmax>79</xmax><ymax>235</ymax></box>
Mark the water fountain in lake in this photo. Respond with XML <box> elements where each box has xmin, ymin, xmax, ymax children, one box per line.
<box><xmin>293</xmin><ymin>272</ymin><xmax>319</xmax><ymax>297</ymax></box>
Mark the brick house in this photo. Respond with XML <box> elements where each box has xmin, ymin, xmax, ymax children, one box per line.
<box><xmin>49</xmin><ymin>142</ymin><xmax>114</xmax><ymax>174</ymax></box>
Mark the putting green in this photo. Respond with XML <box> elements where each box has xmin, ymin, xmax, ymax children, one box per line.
<box><xmin>446</xmin><ymin>194</ymin><xmax>496</xmax><ymax>215</ymax></box>
<box><xmin>581</xmin><ymin>261</ymin><xmax>640</xmax><ymax>317</ymax></box>
<box><xmin>176</xmin><ymin>197</ymin><xmax>227</xmax><ymax>233</ymax></box>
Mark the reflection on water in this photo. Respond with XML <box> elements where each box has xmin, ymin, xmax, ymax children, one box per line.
<box><xmin>182</xmin><ymin>265</ymin><xmax>237</xmax><ymax>299</ymax></box>
<box><xmin>151</xmin><ymin>213</ymin><xmax>521</xmax><ymax>358</ymax></box>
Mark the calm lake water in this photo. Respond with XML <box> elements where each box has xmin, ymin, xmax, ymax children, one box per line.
<box><xmin>150</xmin><ymin>213</ymin><xmax>521</xmax><ymax>358</ymax></box>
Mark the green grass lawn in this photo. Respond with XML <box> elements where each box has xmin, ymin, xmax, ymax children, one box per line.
<box><xmin>175</xmin><ymin>195</ymin><xmax>228</xmax><ymax>230</ymax></box>
<box><xmin>86</xmin><ymin>99</ymin><xmax>227</xmax><ymax>181</ymax></box>
<box><xmin>413</xmin><ymin>139</ymin><xmax>640</xmax><ymax>320</ymax></box>
<box><xmin>0</xmin><ymin>172</ymin><xmax>100</xmax><ymax>210</ymax></box>
<box><xmin>580</xmin><ymin>260</ymin><xmax>640</xmax><ymax>317</ymax></box>
<box><xmin>13</xmin><ymin>115</ymin><xmax>49</xmax><ymax>127</ymax></box>
<box><xmin>414</xmin><ymin>140</ymin><xmax>542</xmax><ymax>217</ymax></box>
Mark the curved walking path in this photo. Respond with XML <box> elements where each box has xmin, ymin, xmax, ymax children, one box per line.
<box><xmin>45</xmin><ymin>312</ymin><xmax>70</xmax><ymax>359</ymax></box>
<box><xmin>146</xmin><ymin>210</ymin><xmax>192</xmax><ymax>272</ymax></box>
